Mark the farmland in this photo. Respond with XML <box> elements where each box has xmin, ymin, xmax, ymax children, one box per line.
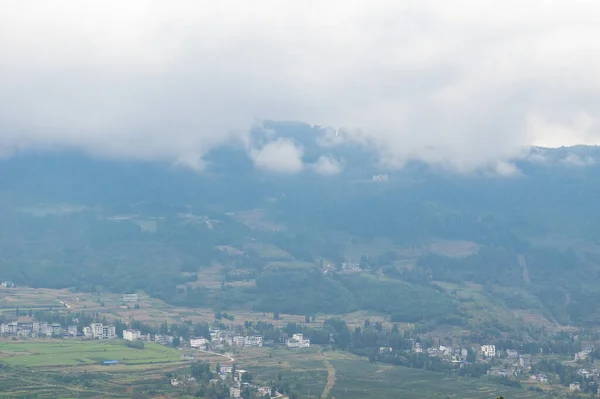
<box><xmin>0</xmin><ymin>340</ymin><xmax>190</xmax><ymax>398</ymax></box>
<box><xmin>0</xmin><ymin>340</ymin><xmax>183</xmax><ymax>368</ymax></box>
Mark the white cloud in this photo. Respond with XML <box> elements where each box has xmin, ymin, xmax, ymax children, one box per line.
<box><xmin>312</xmin><ymin>156</ymin><xmax>343</xmax><ymax>176</ymax></box>
<box><xmin>1</xmin><ymin>0</ymin><xmax>600</xmax><ymax>171</ymax></box>
<box><xmin>250</xmin><ymin>139</ymin><xmax>304</xmax><ymax>173</ymax></box>
<box><xmin>561</xmin><ymin>153</ymin><xmax>595</xmax><ymax>166</ymax></box>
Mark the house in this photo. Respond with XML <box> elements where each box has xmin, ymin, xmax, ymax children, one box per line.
<box><xmin>519</xmin><ymin>355</ymin><xmax>531</xmax><ymax>368</ymax></box>
<box><xmin>413</xmin><ymin>342</ymin><xmax>423</xmax><ymax>353</ymax></box>
<box><xmin>220</xmin><ymin>366</ymin><xmax>233</xmax><ymax>374</ymax></box>
<box><xmin>123</xmin><ymin>329</ymin><xmax>142</xmax><ymax>341</ymax></box>
<box><xmin>155</xmin><ymin>334</ymin><xmax>174</xmax><ymax>345</ymax></box>
<box><xmin>372</xmin><ymin>174</ymin><xmax>388</xmax><ymax>182</ymax></box>
<box><xmin>230</xmin><ymin>387</ymin><xmax>241</xmax><ymax>398</ymax></box>
<box><xmin>235</xmin><ymin>370</ymin><xmax>248</xmax><ymax>381</ymax></box>
<box><xmin>257</xmin><ymin>386</ymin><xmax>271</xmax><ymax>397</ymax></box>
<box><xmin>575</xmin><ymin>349</ymin><xmax>593</xmax><ymax>361</ymax></box>
<box><xmin>530</xmin><ymin>374</ymin><xmax>548</xmax><ymax>383</ymax></box>
<box><xmin>190</xmin><ymin>337</ymin><xmax>208</xmax><ymax>348</ymax></box>
<box><xmin>123</xmin><ymin>293</ymin><xmax>138</xmax><ymax>302</ymax></box>
<box><xmin>481</xmin><ymin>345</ymin><xmax>496</xmax><ymax>358</ymax></box>
<box><xmin>286</xmin><ymin>333</ymin><xmax>310</xmax><ymax>348</ymax></box>
<box><xmin>570</xmin><ymin>382</ymin><xmax>581</xmax><ymax>391</ymax></box>
<box><xmin>506</xmin><ymin>349</ymin><xmax>519</xmax><ymax>358</ymax></box>
<box><xmin>171</xmin><ymin>378</ymin><xmax>180</xmax><ymax>386</ymax></box>
<box><xmin>379</xmin><ymin>347</ymin><xmax>393</xmax><ymax>354</ymax></box>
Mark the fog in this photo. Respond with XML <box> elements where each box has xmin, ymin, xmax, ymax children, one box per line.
<box><xmin>1</xmin><ymin>0</ymin><xmax>599</xmax><ymax>172</ymax></box>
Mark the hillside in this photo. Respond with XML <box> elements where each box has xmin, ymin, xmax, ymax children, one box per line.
<box><xmin>2</xmin><ymin>124</ymin><xmax>600</xmax><ymax>337</ymax></box>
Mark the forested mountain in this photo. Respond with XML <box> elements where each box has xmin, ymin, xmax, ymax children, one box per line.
<box><xmin>2</xmin><ymin>122</ymin><xmax>600</xmax><ymax>330</ymax></box>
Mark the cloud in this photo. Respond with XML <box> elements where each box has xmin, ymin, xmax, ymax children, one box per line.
<box><xmin>250</xmin><ymin>139</ymin><xmax>304</xmax><ymax>173</ymax></box>
<box><xmin>1</xmin><ymin>0</ymin><xmax>600</xmax><ymax>172</ymax></box>
<box><xmin>312</xmin><ymin>156</ymin><xmax>343</xmax><ymax>176</ymax></box>
<box><xmin>561</xmin><ymin>153</ymin><xmax>595</xmax><ymax>167</ymax></box>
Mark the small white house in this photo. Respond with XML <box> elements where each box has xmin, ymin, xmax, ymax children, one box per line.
<box><xmin>123</xmin><ymin>293</ymin><xmax>138</xmax><ymax>302</ymax></box>
<box><xmin>286</xmin><ymin>333</ymin><xmax>310</xmax><ymax>348</ymax></box>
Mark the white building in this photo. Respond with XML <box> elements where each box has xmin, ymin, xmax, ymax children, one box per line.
<box><xmin>123</xmin><ymin>293</ymin><xmax>138</xmax><ymax>302</ymax></box>
<box><xmin>102</xmin><ymin>325</ymin><xmax>117</xmax><ymax>340</ymax></box>
<box><xmin>68</xmin><ymin>326</ymin><xmax>78</xmax><ymax>337</ymax></box>
<box><xmin>220</xmin><ymin>366</ymin><xmax>233</xmax><ymax>374</ymax></box>
<box><xmin>83</xmin><ymin>326</ymin><xmax>93</xmax><ymax>337</ymax></box>
<box><xmin>506</xmin><ymin>349</ymin><xmax>519</xmax><ymax>358</ymax></box>
<box><xmin>123</xmin><ymin>329</ymin><xmax>142</xmax><ymax>341</ymax></box>
<box><xmin>190</xmin><ymin>337</ymin><xmax>208</xmax><ymax>348</ymax></box>
<box><xmin>286</xmin><ymin>333</ymin><xmax>310</xmax><ymax>348</ymax></box>
<box><xmin>481</xmin><ymin>345</ymin><xmax>496</xmax><ymax>358</ymax></box>
<box><xmin>244</xmin><ymin>336</ymin><xmax>263</xmax><ymax>347</ymax></box>
<box><xmin>233</xmin><ymin>336</ymin><xmax>245</xmax><ymax>347</ymax></box>
<box><xmin>230</xmin><ymin>387</ymin><xmax>241</xmax><ymax>398</ymax></box>
<box><xmin>91</xmin><ymin>323</ymin><xmax>104</xmax><ymax>339</ymax></box>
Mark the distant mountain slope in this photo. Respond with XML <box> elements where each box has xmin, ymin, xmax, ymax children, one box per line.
<box><xmin>1</xmin><ymin>123</ymin><xmax>600</xmax><ymax>330</ymax></box>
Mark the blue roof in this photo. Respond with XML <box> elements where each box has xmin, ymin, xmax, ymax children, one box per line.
<box><xmin>103</xmin><ymin>360</ymin><xmax>119</xmax><ymax>364</ymax></box>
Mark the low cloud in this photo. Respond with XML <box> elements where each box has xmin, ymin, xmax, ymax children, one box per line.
<box><xmin>561</xmin><ymin>153</ymin><xmax>595</xmax><ymax>167</ymax></box>
<box><xmin>312</xmin><ymin>156</ymin><xmax>343</xmax><ymax>176</ymax></box>
<box><xmin>1</xmin><ymin>1</ymin><xmax>600</xmax><ymax>172</ymax></box>
<box><xmin>250</xmin><ymin>139</ymin><xmax>304</xmax><ymax>173</ymax></box>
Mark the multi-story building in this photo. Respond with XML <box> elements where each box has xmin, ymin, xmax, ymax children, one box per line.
<box><xmin>123</xmin><ymin>329</ymin><xmax>142</xmax><ymax>341</ymax></box>
<box><xmin>91</xmin><ymin>323</ymin><xmax>104</xmax><ymax>339</ymax></box>
<box><xmin>233</xmin><ymin>336</ymin><xmax>245</xmax><ymax>347</ymax></box>
<box><xmin>481</xmin><ymin>345</ymin><xmax>496</xmax><ymax>358</ymax></box>
<box><xmin>244</xmin><ymin>336</ymin><xmax>263</xmax><ymax>347</ymax></box>
<box><xmin>102</xmin><ymin>325</ymin><xmax>116</xmax><ymax>339</ymax></box>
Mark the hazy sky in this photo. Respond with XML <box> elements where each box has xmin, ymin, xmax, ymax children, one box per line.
<box><xmin>1</xmin><ymin>0</ymin><xmax>599</xmax><ymax>173</ymax></box>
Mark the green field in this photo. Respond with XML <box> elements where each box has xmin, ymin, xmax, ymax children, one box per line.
<box><xmin>0</xmin><ymin>340</ymin><xmax>183</xmax><ymax>368</ymax></box>
<box><xmin>329</xmin><ymin>358</ymin><xmax>552</xmax><ymax>399</ymax></box>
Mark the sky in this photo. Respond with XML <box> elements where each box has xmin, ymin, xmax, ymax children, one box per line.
<box><xmin>1</xmin><ymin>0</ymin><xmax>599</xmax><ymax>173</ymax></box>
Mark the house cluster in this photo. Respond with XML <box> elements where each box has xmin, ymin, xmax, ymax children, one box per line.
<box><xmin>285</xmin><ymin>333</ymin><xmax>311</xmax><ymax>348</ymax></box>
<box><xmin>574</xmin><ymin>348</ymin><xmax>594</xmax><ymax>361</ymax></box>
<box><xmin>0</xmin><ymin>321</ymin><xmax>77</xmax><ymax>338</ymax></box>
<box><xmin>423</xmin><ymin>344</ymin><xmax>470</xmax><ymax>362</ymax></box>
<box><xmin>82</xmin><ymin>323</ymin><xmax>117</xmax><ymax>340</ymax></box>
<box><xmin>213</xmin><ymin>366</ymin><xmax>270</xmax><ymax>399</ymax></box>
<box><xmin>372</xmin><ymin>174</ymin><xmax>389</xmax><ymax>182</ymax></box>
<box><xmin>0</xmin><ymin>281</ymin><xmax>15</xmax><ymax>288</ymax></box>
<box><xmin>205</xmin><ymin>329</ymin><xmax>264</xmax><ymax>350</ymax></box>
<box><xmin>122</xmin><ymin>329</ymin><xmax>175</xmax><ymax>345</ymax></box>
<box><xmin>340</xmin><ymin>262</ymin><xmax>362</xmax><ymax>273</ymax></box>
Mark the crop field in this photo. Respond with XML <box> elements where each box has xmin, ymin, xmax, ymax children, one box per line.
<box><xmin>236</xmin><ymin>348</ymin><xmax>555</xmax><ymax>399</ymax></box>
<box><xmin>329</xmin><ymin>358</ymin><xmax>552</xmax><ymax>399</ymax></box>
<box><xmin>0</xmin><ymin>340</ymin><xmax>183</xmax><ymax>368</ymax></box>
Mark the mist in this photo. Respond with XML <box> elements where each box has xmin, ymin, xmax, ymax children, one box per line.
<box><xmin>1</xmin><ymin>0</ymin><xmax>599</xmax><ymax>172</ymax></box>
